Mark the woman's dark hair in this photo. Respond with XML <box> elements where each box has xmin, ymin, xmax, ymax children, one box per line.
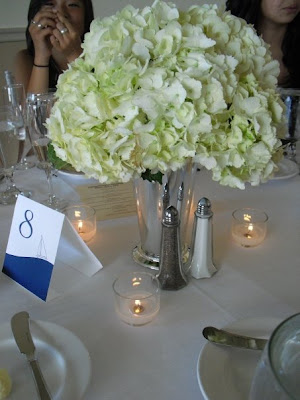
<box><xmin>226</xmin><ymin>0</ymin><xmax>300</xmax><ymax>88</ymax></box>
<box><xmin>25</xmin><ymin>0</ymin><xmax>94</xmax><ymax>87</ymax></box>
<box><xmin>226</xmin><ymin>0</ymin><xmax>261</xmax><ymax>26</ymax></box>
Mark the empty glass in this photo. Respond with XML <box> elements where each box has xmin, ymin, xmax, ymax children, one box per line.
<box><xmin>250</xmin><ymin>313</ymin><xmax>300</xmax><ymax>400</ymax></box>
<box><xmin>2</xmin><ymin>83</ymin><xmax>35</xmax><ymax>170</ymax></box>
<box><xmin>0</xmin><ymin>105</ymin><xmax>32</xmax><ymax>204</ymax></box>
<box><xmin>279</xmin><ymin>88</ymin><xmax>300</xmax><ymax>162</ymax></box>
<box><xmin>26</xmin><ymin>91</ymin><xmax>68</xmax><ymax>211</ymax></box>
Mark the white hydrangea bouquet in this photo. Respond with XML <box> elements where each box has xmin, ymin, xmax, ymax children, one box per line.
<box><xmin>47</xmin><ymin>0</ymin><xmax>284</xmax><ymax>189</ymax></box>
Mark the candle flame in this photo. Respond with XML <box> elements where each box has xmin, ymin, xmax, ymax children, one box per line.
<box><xmin>78</xmin><ymin>220</ymin><xmax>83</xmax><ymax>233</ymax></box>
<box><xmin>133</xmin><ymin>300</ymin><xmax>144</xmax><ymax>314</ymax></box>
<box><xmin>244</xmin><ymin>223</ymin><xmax>254</xmax><ymax>239</ymax></box>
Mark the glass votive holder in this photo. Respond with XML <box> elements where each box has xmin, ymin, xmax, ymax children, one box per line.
<box><xmin>231</xmin><ymin>208</ymin><xmax>268</xmax><ymax>247</ymax></box>
<box><xmin>113</xmin><ymin>271</ymin><xmax>160</xmax><ymax>326</ymax></box>
<box><xmin>250</xmin><ymin>312</ymin><xmax>300</xmax><ymax>399</ymax></box>
<box><xmin>65</xmin><ymin>204</ymin><xmax>96</xmax><ymax>242</ymax></box>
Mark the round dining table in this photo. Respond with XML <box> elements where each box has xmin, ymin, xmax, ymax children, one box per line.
<box><xmin>0</xmin><ymin>157</ymin><xmax>299</xmax><ymax>400</ymax></box>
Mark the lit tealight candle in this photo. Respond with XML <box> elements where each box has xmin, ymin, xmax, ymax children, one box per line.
<box><xmin>113</xmin><ymin>272</ymin><xmax>160</xmax><ymax>326</ymax></box>
<box><xmin>65</xmin><ymin>205</ymin><xmax>97</xmax><ymax>243</ymax></box>
<box><xmin>231</xmin><ymin>208</ymin><xmax>268</xmax><ymax>247</ymax></box>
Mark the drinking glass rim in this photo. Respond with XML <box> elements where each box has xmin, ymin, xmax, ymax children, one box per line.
<box><xmin>65</xmin><ymin>204</ymin><xmax>96</xmax><ymax>218</ymax></box>
<box><xmin>112</xmin><ymin>271</ymin><xmax>160</xmax><ymax>299</ymax></box>
<box><xmin>278</xmin><ymin>88</ymin><xmax>300</xmax><ymax>97</ymax></box>
<box><xmin>26</xmin><ymin>89</ymin><xmax>56</xmax><ymax>103</ymax></box>
<box><xmin>232</xmin><ymin>208</ymin><xmax>269</xmax><ymax>223</ymax></box>
<box><xmin>268</xmin><ymin>312</ymin><xmax>300</xmax><ymax>400</ymax></box>
<box><xmin>3</xmin><ymin>83</ymin><xmax>25</xmax><ymax>90</ymax></box>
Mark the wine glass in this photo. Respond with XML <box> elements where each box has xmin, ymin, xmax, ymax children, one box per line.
<box><xmin>250</xmin><ymin>312</ymin><xmax>300</xmax><ymax>400</ymax></box>
<box><xmin>26</xmin><ymin>91</ymin><xmax>68</xmax><ymax>211</ymax></box>
<box><xmin>2</xmin><ymin>83</ymin><xmax>35</xmax><ymax>170</ymax></box>
<box><xmin>0</xmin><ymin>105</ymin><xmax>32</xmax><ymax>204</ymax></box>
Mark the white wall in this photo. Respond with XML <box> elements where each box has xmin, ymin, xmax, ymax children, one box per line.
<box><xmin>94</xmin><ymin>0</ymin><xmax>225</xmax><ymax>22</ymax></box>
<box><xmin>0</xmin><ymin>0</ymin><xmax>225</xmax><ymax>29</ymax></box>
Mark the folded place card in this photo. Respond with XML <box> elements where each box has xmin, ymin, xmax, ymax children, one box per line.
<box><xmin>2</xmin><ymin>195</ymin><xmax>103</xmax><ymax>301</ymax></box>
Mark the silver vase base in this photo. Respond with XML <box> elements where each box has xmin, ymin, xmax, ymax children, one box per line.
<box><xmin>132</xmin><ymin>244</ymin><xmax>190</xmax><ymax>271</ymax></box>
<box><xmin>132</xmin><ymin>245</ymin><xmax>160</xmax><ymax>271</ymax></box>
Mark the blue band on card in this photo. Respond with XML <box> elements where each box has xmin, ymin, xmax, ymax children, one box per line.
<box><xmin>3</xmin><ymin>254</ymin><xmax>54</xmax><ymax>301</ymax></box>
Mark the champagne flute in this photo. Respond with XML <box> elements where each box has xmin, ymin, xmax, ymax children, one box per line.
<box><xmin>26</xmin><ymin>91</ymin><xmax>68</xmax><ymax>211</ymax></box>
<box><xmin>2</xmin><ymin>83</ymin><xmax>35</xmax><ymax>170</ymax></box>
<box><xmin>0</xmin><ymin>105</ymin><xmax>31</xmax><ymax>204</ymax></box>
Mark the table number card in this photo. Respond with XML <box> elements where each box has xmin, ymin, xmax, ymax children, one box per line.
<box><xmin>2</xmin><ymin>195</ymin><xmax>103</xmax><ymax>301</ymax></box>
<box><xmin>3</xmin><ymin>195</ymin><xmax>65</xmax><ymax>301</ymax></box>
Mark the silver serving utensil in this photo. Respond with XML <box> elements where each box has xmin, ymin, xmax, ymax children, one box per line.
<box><xmin>11</xmin><ymin>311</ymin><xmax>52</xmax><ymax>400</ymax></box>
<box><xmin>202</xmin><ymin>326</ymin><xmax>268</xmax><ymax>350</ymax></box>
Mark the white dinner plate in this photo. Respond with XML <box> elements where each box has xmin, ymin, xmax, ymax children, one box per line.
<box><xmin>0</xmin><ymin>319</ymin><xmax>91</xmax><ymax>400</ymax></box>
<box><xmin>272</xmin><ymin>158</ymin><xmax>299</xmax><ymax>180</ymax></box>
<box><xmin>197</xmin><ymin>317</ymin><xmax>281</xmax><ymax>400</ymax></box>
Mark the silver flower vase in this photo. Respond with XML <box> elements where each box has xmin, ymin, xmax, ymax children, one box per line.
<box><xmin>132</xmin><ymin>161</ymin><xmax>196</xmax><ymax>270</ymax></box>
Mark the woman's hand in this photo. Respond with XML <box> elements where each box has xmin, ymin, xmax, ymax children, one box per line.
<box><xmin>50</xmin><ymin>12</ymin><xmax>83</xmax><ymax>63</ymax></box>
<box><xmin>28</xmin><ymin>6</ymin><xmax>57</xmax><ymax>64</ymax></box>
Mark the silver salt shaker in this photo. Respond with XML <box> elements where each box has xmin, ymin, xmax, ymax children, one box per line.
<box><xmin>189</xmin><ymin>197</ymin><xmax>217</xmax><ymax>279</ymax></box>
<box><xmin>157</xmin><ymin>205</ymin><xmax>187</xmax><ymax>290</ymax></box>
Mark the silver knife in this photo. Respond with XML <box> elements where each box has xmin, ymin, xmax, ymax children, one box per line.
<box><xmin>202</xmin><ymin>326</ymin><xmax>267</xmax><ymax>350</ymax></box>
<box><xmin>11</xmin><ymin>311</ymin><xmax>52</xmax><ymax>400</ymax></box>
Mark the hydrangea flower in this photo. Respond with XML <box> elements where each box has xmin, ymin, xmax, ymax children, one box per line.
<box><xmin>47</xmin><ymin>0</ymin><xmax>284</xmax><ymax>189</ymax></box>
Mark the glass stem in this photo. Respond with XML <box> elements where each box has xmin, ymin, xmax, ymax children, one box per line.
<box><xmin>45</xmin><ymin>164</ymin><xmax>56</xmax><ymax>204</ymax></box>
<box><xmin>4</xmin><ymin>168</ymin><xmax>17</xmax><ymax>191</ymax></box>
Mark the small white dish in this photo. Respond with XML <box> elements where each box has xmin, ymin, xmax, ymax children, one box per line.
<box><xmin>0</xmin><ymin>319</ymin><xmax>91</xmax><ymax>400</ymax></box>
<box><xmin>197</xmin><ymin>317</ymin><xmax>281</xmax><ymax>400</ymax></box>
<box><xmin>272</xmin><ymin>159</ymin><xmax>299</xmax><ymax>180</ymax></box>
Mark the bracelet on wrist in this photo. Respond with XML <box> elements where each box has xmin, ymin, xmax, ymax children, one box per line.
<box><xmin>33</xmin><ymin>62</ymin><xmax>49</xmax><ymax>68</ymax></box>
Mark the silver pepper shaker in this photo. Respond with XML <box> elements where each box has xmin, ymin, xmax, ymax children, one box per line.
<box><xmin>157</xmin><ymin>205</ymin><xmax>187</xmax><ymax>290</ymax></box>
<box><xmin>189</xmin><ymin>197</ymin><xmax>217</xmax><ymax>279</ymax></box>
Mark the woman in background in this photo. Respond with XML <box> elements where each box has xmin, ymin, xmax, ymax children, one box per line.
<box><xmin>226</xmin><ymin>0</ymin><xmax>300</xmax><ymax>88</ymax></box>
<box><xmin>14</xmin><ymin>0</ymin><xmax>94</xmax><ymax>93</ymax></box>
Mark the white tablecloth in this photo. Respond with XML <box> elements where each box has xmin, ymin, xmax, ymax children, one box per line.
<box><xmin>0</xmin><ymin>163</ymin><xmax>299</xmax><ymax>400</ymax></box>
